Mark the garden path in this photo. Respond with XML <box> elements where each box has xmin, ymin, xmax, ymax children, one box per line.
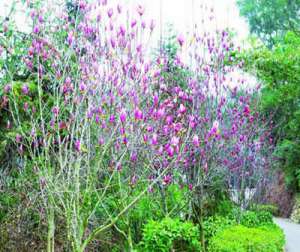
<box><xmin>274</xmin><ymin>218</ymin><xmax>300</xmax><ymax>252</ymax></box>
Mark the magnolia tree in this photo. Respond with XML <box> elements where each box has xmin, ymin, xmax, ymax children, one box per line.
<box><xmin>155</xmin><ymin>26</ymin><xmax>274</xmax><ymax>246</ymax></box>
<box><xmin>1</xmin><ymin>0</ymin><xmax>273</xmax><ymax>251</ymax></box>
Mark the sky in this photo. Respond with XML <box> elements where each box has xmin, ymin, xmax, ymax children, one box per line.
<box><xmin>0</xmin><ymin>0</ymin><xmax>250</xmax><ymax>42</ymax></box>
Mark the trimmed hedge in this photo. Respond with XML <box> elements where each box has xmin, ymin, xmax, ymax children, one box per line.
<box><xmin>208</xmin><ymin>225</ymin><xmax>285</xmax><ymax>252</ymax></box>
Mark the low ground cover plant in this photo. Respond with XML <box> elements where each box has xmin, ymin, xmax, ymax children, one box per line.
<box><xmin>208</xmin><ymin>224</ymin><xmax>285</xmax><ymax>252</ymax></box>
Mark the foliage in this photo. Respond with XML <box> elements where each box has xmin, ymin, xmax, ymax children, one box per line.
<box><xmin>241</xmin><ymin>32</ymin><xmax>300</xmax><ymax>190</ymax></box>
<box><xmin>203</xmin><ymin>215</ymin><xmax>236</xmax><ymax>242</ymax></box>
<box><xmin>139</xmin><ymin>218</ymin><xmax>201</xmax><ymax>252</ymax></box>
<box><xmin>240</xmin><ymin>210</ymin><xmax>273</xmax><ymax>228</ymax></box>
<box><xmin>237</xmin><ymin>0</ymin><xmax>300</xmax><ymax>47</ymax></box>
<box><xmin>214</xmin><ymin>200</ymin><xmax>236</xmax><ymax>217</ymax></box>
<box><xmin>103</xmin><ymin>182</ymin><xmax>190</xmax><ymax>250</ymax></box>
<box><xmin>250</xmin><ymin>204</ymin><xmax>279</xmax><ymax>216</ymax></box>
<box><xmin>0</xmin><ymin>161</ymin><xmax>45</xmax><ymax>250</ymax></box>
<box><xmin>291</xmin><ymin>193</ymin><xmax>300</xmax><ymax>223</ymax></box>
<box><xmin>208</xmin><ymin>224</ymin><xmax>285</xmax><ymax>252</ymax></box>
<box><xmin>202</xmin><ymin>209</ymin><xmax>273</xmax><ymax>247</ymax></box>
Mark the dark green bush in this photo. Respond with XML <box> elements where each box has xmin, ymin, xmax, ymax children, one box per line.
<box><xmin>139</xmin><ymin>218</ymin><xmax>201</xmax><ymax>252</ymax></box>
<box><xmin>208</xmin><ymin>225</ymin><xmax>285</xmax><ymax>252</ymax></box>
<box><xmin>215</xmin><ymin>200</ymin><xmax>235</xmax><ymax>217</ymax></box>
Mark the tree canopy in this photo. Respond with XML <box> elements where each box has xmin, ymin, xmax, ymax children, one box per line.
<box><xmin>237</xmin><ymin>0</ymin><xmax>300</xmax><ymax>47</ymax></box>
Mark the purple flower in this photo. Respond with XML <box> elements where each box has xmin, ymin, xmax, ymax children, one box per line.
<box><xmin>177</xmin><ymin>34</ymin><xmax>184</xmax><ymax>47</ymax></box>
<box><xmin>23</xmin><ymin>102</ymin><xmax>29</xmax><ymax>111</ymax></box>
<box><xmin>151</xmin><ymin>133</ymin><xmax>158</xmax><ymax>145</ymax></box>
<box><xmin>208</xmin><ymin>120</ymin><xmax>219</xmax><ymax>137</ymax></box>
<box><xmin>3</xmin><ymin>84</ymin><xmax>11</xmax><ymax>93</ymax></box>
<box><xmin>117</xmin><ymin>4</ymin><xmax>122</xmax><ymax>13</ymax></box>
<box><xmin>178</xmin><ymin>104</ymin><xmax>186</xmax><ymax>114</ymax></box>
<box><xmin>130</xmin><ymin>152</ymin><xmax>138</xmax><ymax>162</ymax></box>
<box><xmin>116</xmin><ymin>162</ymin><xmax>122</xmax><ymax>171</ymax></box>
<box><xmin>170</xmin><ymin>136</ymin><xmax>179</xmax><ymax>146</ymax></box>
<box><xmin>120</xmin><ymin>127</ymin><xmax>125</xmax><ymax>135</ymax></box>
<box><xmin>150</xmin><ymin>19</ymin><xmax>155</xmax><ymax>31</ymax></box>
<box><xmin>79</xmin><ymin>0</ymin><xmax>86</xmax><ymax>10</ymax></box>
<box><xmin>243</xmin><ymin>106</ymin><xmax>250</xmax><ymax>117</ymax></box>
<box><xmin>203</xmin><ymin>162</ymin><xmax>208</xmax><ymax>174</ymax></box>
<box><xmin>137</xmin><ymin>5</ymin><xmax>145</xmax><ymax>16</ymax></box>
<box><xmin>110</xmin><ymin>37</ymin><xmax>116</xmax><ymax>48</ymax></box>
<box><xmin>119</xmin><ymin>25</ymin><xmax>126</xmax><ymax>36</ymax></box>
<box><xmin>75</xmin><ymin>140</ymin><xmax>81</xmax><ymax>152</ymax></box>
<box><xmin>166</xmin><ymin>115</ymin><xmax>173</xmax><ymax>125</ymax></box>
<box><xmin>67</xmin><ymin>31</ymin><xmax>74</xmax><ymax>45</ymax></box>
<box><xmin>79</xmin><ymin>81</ymin><xmax>86</xmax><ymax>92</ymax></box>
<box><xmin>21</xmin><ymin>84</ymin><xmax>29</xmax><ymax>95</ymax></box>
<box><xmin>147</xmin><ymin>126</ymin><xmax>153</xmax><ymax>132</ymax></box>
<box><xmin>38</xmin><ymin>15</ymin><xmax>44</xmax><ymax>23</ymax></box>
<box><xmin>192</xmin><ymin>135</ymin><xmax>200</xmax><ymax>147</ymax></box>
<box><xmin>156</xmin><ymin>108</ymin><xmax>165</xmax><ymax>119</ymax></box>
<box><xmin>119</xmin><ymin>109</ymin><xmax>127</xmax><ymax>123</ymax></box>
<box><xmin>166</xmin><ymin>145</ymin><xmax>174</xmax><ymax>157</ymax></box>
<box><xmin>98</xmin><ymin>137</ymin><xmax>105</xmax><ymax>145</ymax></box>
<box><xmin>33</xmin><ymin>25</ymin><xmax>40</xmax><ymax>34</ymax></box>
<box><xmin>107</xmin><ymin>8</ymin><xmax>113</xmax><ymax>18</ymax></box>
<box><xmin>52</xmin><ymin>106</ymin><xmax>59</xmax><ymax>116</ymax></box>
<box><xmin>153</xmin><ymin>94</ymin><xmax>159</xmax><ymax>106</ymax></box>
<box><xmin>130</xmin><ymin>175</ymin><xmax>138</xmax><ymax>185</ymax></box>
<box><xmin>131</xmin><ymin>19</ymin><xmax>137</xmax><ymax>28</ymax></box>
<box><xmin>163</xmin><ymin>174</ymin><xmax>172</xmax><ymax>185</ymax></box>
<box><xmin>134</xmin><ymin>108</ymin><xmax>143</xmax><ymax>120</ymax></box>
<box><xmin>109</xmin><ymin>114</ymin><xmax>115</xmax><ymax>124</ymax></box>
<box><xmin>143</xmin><ymin>134</ymin><xmax>149</xmax><ymax>143</ymax></box>
<box><xmin>16</xmin><ymin>134</ymin><xmax>22</xmax><ymax>143</ymax></box>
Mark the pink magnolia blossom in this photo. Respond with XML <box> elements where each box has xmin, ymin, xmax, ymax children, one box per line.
<box><xmin>120</xmin><ymin>109</ymin><xmax>127</xmax><ymax>123</ymax></box>
<box><xmin>177</xmin><ymin>34</ymin><xmax>184</xmax><ymax>47</ymax></box>
<box><xmin>192</xmin><ymin>135</ymin><xmax>200</xmax><ymax>147</ymax></box>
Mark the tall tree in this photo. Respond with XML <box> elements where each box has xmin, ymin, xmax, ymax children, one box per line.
<box><xmin>237</xmin><ymin>0</ymin><xmax>300</xmax><ymax>47</ymax></box>
<box><xmin>241</xmin><ymin>32</ymin><xmax>300</xmax><ymax>190</ymax></box>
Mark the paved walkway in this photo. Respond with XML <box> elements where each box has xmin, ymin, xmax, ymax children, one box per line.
<box><xmin>274</xmin><ymin>218</ymin><xmax>300</xmax><ymax>252</ymax></box>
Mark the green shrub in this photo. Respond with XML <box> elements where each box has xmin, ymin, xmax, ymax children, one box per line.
<box><xmin>139</xmin><ymin>218</ymin><xmax>201</xmax><ymax>252</ymax></box>
<box><xmin>208</xmin><ymin>225</ymin><xmax>285</xmax><ymax>252</ymax></box>
<box><xmin>240</xmin><ymin>210</ymin><xmax>273</xmax><ymax>227</ymax></box>
<box><xmin>250</xmin><ymin>204</ymin><xmax>279</xmax><ymax>216</ymax></box>
<box><xmin>215</xmin><ymin>200</ymin><xmax>235</xmax><ymax>217</ymax></box>
<box><xmin>291</xmin><ymin>193</ymin><xmax>300</xmax><ymax>223</ymax></box>
<box><xmin>203</xmin><ymin>215</ymin><xmax>236</xmax><ymax>241</ymax></box>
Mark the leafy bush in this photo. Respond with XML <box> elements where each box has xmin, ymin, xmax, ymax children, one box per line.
<box><xmin>208</xmin><ymin>225</ymin><xmax>285</xmax><ymax>252</ymax></box>
<box><xmin>215</xmin><ymin>200</ymin><xmax>235</xmax><ymax>217</ymax></box>
<box><xmin>139</xmin><ymin>218</ymin><xmax>201</xmax><ymax>252</ymax></box>
<box><xmin>291</xmin><ymin>193</ymin><xmax>300</xmax><ymax>224</ymax></box>
<box><xmin>203</xmin><ymin>215</ymin><xmax>236</xmax><ymax>241</ymax></box>
<box><xmin>240</xmin><ymin>210</ymin><xmax>273</xmax><ymax>227</ymax></box>
<box><xmin>240</xmin><ymin>32</ymin><xmax>300</xmax><ymax>190</ymax></box>
<box><xmin>250</xmin><ymin>204</ymin><xmax>279</xmax><ymax>216</ymax></box>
